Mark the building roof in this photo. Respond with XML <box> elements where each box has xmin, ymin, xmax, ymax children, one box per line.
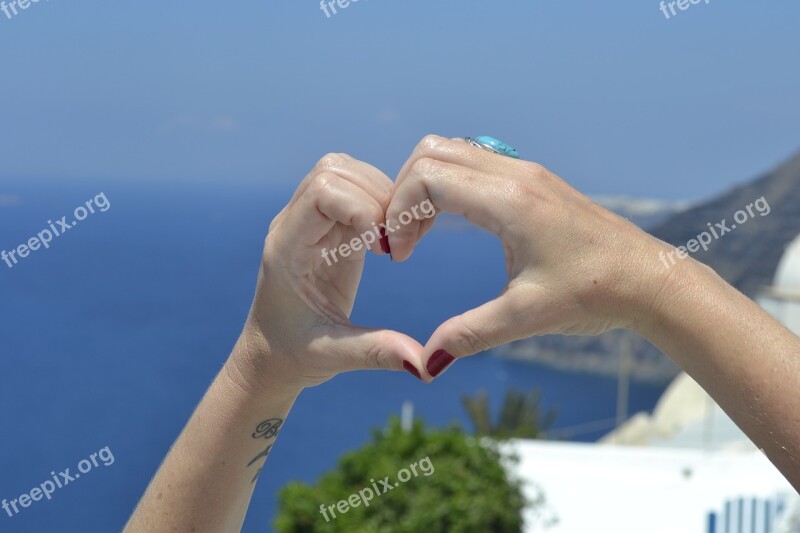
<box><xmin>508</xmin><ymin>440</ymin><xmax>796</xmax><ymax>533</ymax></box>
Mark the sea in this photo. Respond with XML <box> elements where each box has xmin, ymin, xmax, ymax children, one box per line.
<box><xmin>0</xmin><ymin>177</ymin><xmax>666</xmax><ymax>532</ymax></box>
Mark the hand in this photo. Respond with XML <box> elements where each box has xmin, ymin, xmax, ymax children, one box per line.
<box><xmin>229</xmin><ymin>153</ymin><xmax>426</xmax><ymax>397</ymax></box>
<box><xmin>387</xmin><ymin>135</ymin><xmax>677</xmax><ymax>378</ymax></box>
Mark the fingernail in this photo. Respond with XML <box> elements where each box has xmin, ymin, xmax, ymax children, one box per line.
<box><xmin>426</xmin><ymin>349</ymin><xmax>455</xmax><ymax>378</ymax></box>
<box><xmin>403</xmin><ymin>361</ymin><xmax>422</xmax><ymax>380</ymax></box>
<box><xmin>379</xmin><ymin>227</ymin><xmax>392</xmax><ymax>256</ymax></box>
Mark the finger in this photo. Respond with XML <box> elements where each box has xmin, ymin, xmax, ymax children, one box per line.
<box><xmin>290</xmin><ymin>153</ymin><xmax>393</xmax><ymax>213</ymax></box>
<box><xmin>281</xmin><ymin>173</ymin><xmax>387</xmax><ymax>256</ymax></box>
<box><xmin>386</xmin><ymin>157</ymin><xmax>513</xmax><ymax>261</ymax></box>
<box><xmin>421</xmin><ymin>284</ymin><xmax>554</xmax><ymax>379</ymax></box>
<box><xmin>381</xmin><ymin>196</ymin><xmax>439</xmax><ymax>260</ymax></box>
<box><xmin>395</xmin><ymin>135</ymin><xmax>519</xmax><ymax>189</ymax></box>
<box><xmin>313</xmin><ymin>325</ymin><xmax>429</xmax><ymax>383</ymax></box>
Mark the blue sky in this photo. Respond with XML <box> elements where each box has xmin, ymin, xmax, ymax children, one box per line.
<box><xmin>1</xmin><ymin>0</ymin><xmax>799</xmax><ymax>200</ymax></box>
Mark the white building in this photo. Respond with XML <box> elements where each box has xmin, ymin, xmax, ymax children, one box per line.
<box><xmin>758</xmin><ymin>234</ymin><xmax>800</xmax><ymax>333</ymax></box>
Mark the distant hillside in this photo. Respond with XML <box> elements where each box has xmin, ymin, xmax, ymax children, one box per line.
<box><xmin>501</xmin><ymin>150</ymin><xmax>800</xmax><ymax>382</ymax></box>
<box><xmin>649</xmin><ymin>151</ymin><xmax>800</xmax><ymax>297</ymax></box>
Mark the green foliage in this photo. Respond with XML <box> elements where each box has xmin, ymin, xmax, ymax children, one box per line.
<box><xmin>462</xmin><ymin>389</ymin><xmax>557</xmax><ymax>440</ymax></box>
<box><xmin>274</xmin><ymin>417</ymin><xmax>528</xmax><ymax>533</ymax></box>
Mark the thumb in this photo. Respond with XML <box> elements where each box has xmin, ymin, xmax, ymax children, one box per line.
<box><xmin>316</xmin><ymin>325</ymin><xmax>428</xmax><ymax>381</ymax></box>
<box><xmin>422</xmin><ymin>285</ymin><xmax>547</xmax><ymax>379</ymax></box>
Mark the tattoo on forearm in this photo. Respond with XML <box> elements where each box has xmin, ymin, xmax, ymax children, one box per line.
<box><xmin>247</xmin><ymin>417</ymin><xmax>284</xmax><ymax>484</ymax></box>
<box><xmin>246</xmin><ymin>445</ymin><xmax>272</xmax><ymax>467</ymax></box>
<box><xmin>252</xmin><ymin>418</ymin><xmax>283</xmax><ymax>439</ymax></box>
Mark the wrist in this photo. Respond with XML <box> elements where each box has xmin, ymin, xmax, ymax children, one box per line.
<box><xmin>223</xmin><ymin>322</ymin><xmax>304</xmax><ymax>404</ymax></box>
<box><xmin>627</xmin><ymin>240</ymin><xmax>712</xmax><ymax>339</ymax></box>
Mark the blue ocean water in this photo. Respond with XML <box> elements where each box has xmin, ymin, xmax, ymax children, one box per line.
<box><xmin>0</xmin><ymin>178</ymin><xmax>665</xmax><ymax>532</ymax></box>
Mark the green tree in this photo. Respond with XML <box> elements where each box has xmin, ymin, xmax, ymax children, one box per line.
<box><xmin>274</xmin><ymin>417</ymin><xmax>531</xmax><ymax>533</ymax></box>
<box><xmin>462</xmin><ymin>389</ymin><xmax>557</xmax><ymax>439</ymax></box>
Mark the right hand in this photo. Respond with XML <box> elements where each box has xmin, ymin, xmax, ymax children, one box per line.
<box><xmin>386</xmin><ymin>135</ymin><xmax>678</xmax><ymax>379</ymax></box>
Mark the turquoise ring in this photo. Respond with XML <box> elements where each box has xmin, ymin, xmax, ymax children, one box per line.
<box><xmin>465</xmin><ymin>136</ymin><xmax>520</xmax><ymax>159</ymax></box>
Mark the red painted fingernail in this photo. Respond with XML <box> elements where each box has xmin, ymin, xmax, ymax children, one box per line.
<box><xmin>403</xmin><ymin>361</ymin><xmax>422</xmax><ymax>380</ymax></box>
<box><xmin>379</xmin><ymin>227</ymin><xmax>392</xmax><ymax>256</ymax></box>
<box><xmin>426</xmin><ymin>350</ymin><xmax>455</xmax><ymax>377</ymax></box>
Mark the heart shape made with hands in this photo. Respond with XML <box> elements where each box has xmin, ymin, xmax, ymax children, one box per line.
<box><xmin>289</xmin><ymin>138</ymin><xmax>523</xmax><ymax>385</ymax></box>
<box><xmin>308</xmin><ymin>193</ymin><xmax>466</xmax><ymax>384</ymax></box>
<box><xmin>257</xmin><ymin>138</ymin><xmax>510</xmax><ymax>387</ymax></box>
<box><xmin>261</xmin><ymin>134</ymin><xmax>613</xmax><ymax>389</ymax></box>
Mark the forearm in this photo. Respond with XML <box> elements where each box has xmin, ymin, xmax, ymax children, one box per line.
<box><xmin>124</xmin><ymin>154</ymin><xmax>417</xmax><ymax>531</ymax></box>
<box><xmin>125</xmin><ymin>333</ymin><xmax>300</xmax><ymax>533</ymax></box>
<box><xmin>637</xmin><ymin>258</ymin><xmax>800</xmax><ymax>489</ymax></box>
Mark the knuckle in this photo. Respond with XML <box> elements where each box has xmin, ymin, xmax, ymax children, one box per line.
<box><xmin>455</xmin><ymin>318</ymin><xmax>492</xmax><ymax>355</ymax></box>
<box><xmin>309</xmin><ymin>172</ymin><xmax>339</xmax><ymax>195</ymax></box>
<box><xmin>316</xmin><ymin>153</ymin><xmax>347</xmax><ymax>172</ymax></box>
<box><xmin>262</xmin><ymin>232</ymin><xmax>284</xmax><ymax>266</ymax></box>
<box><xmin>365</xmin><ymin>341</ymin><xmax>392</xmax><ymax>370</ymax></box>
<box><xmin>524</xmin><ymin>160</ymin><xmax>549</xmax><ymax>180</ymax></box>
<box><xmin>267</xmin><ymin>208</ymin><xmax>284</xmax><ymax>233</ymax></box>
<box><xmin>410</xmin><ymin>157</ymin><xmax>439</xmax><ymax>178</ymax></box>
<box><xmin>510</xmin><ymin>162</ymin><xmax>552</xmax><ymax>201</ymax></box>
<box><xmin>419</xmin><ymin>134</ymin><xmax>446</xmax><ymax>154</ymax></box>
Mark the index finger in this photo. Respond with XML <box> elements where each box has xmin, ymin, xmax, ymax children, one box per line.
<box><xmin>388</xmin><ymin>135</ymin><xmax>544</xmax><ymax>261</ymax></box>
<box><xmin>395</xmin><ymin>135</ymin><xmax>517</xmax><ymax>189</ymax></box>
<box><xmin>386</xmin><ymin>158</ymin><xmax>513</xmax><ymax>262</ymax></box>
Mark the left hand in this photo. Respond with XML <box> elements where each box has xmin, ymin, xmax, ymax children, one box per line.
<box><xmin>228</xmin><ymin>153</ymin><xmax>427</xmax><ymax>398</ymax></box>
